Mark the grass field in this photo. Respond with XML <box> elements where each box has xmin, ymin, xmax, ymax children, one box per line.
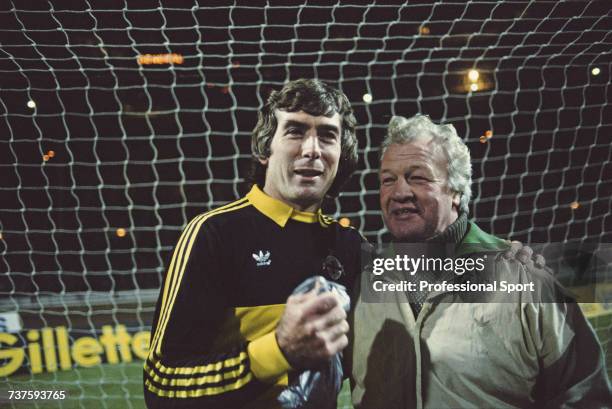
<box><xmin>0</xmin><ymin>362</ymin><xmax>146</xmax><ymax>409</ymax></box>
<box><xmin>1</xmin><ymin>313</ymin><xmax>608</xmax><ymax>409</ymax></box>
<box><xmin>0</xmin><ymin>362</ymin><xmax>355</xmax><ymax>409</ymax></box>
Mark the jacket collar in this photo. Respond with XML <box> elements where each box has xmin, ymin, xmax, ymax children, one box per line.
<box><xmin>424</xmin><ymin>221</ymin><xmax>512</xmax><ymax>301</ymax></box>
<box><xmin>426</xmin><ymin>212</ymin><xmax>468</xmax><ymax>245</ymax></box>
<box><xmin>455</xmin><ymin>221</ymin><xmax>510</xmax><ymax>256</ymax></box>
<box><xmin>246</xmin><ymin>185</ymin><xmax>321</xmax><ymax>227</ymax></box>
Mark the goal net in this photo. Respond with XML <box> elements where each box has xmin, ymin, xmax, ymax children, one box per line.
<box><xmin>0</xmin><ymin>1</ymin><xmax>610</xmax><ymax>407</ymax></box>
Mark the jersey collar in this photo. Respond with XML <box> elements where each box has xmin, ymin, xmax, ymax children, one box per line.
<box><xmin>246</xmin><ymin>185</ymin><xmax>321</xmax><ymax>227</ymax></box>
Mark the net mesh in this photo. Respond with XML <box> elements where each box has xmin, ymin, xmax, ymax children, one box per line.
<box><xmin>0</xmin><ymin>1</ymin><xmax>610</xmax><ymax>407</ymax></box>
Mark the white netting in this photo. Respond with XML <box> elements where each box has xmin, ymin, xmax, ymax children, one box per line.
<box><xmin>0</xmin><ymin>1</ymin><xmax>610</xmax><ymax>407</ymax></box>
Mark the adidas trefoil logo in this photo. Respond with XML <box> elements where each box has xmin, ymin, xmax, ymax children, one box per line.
<box><xmin>252</xmin><ymin>250</ymin><xmax>271</xmax><ymax>267</ymax></box>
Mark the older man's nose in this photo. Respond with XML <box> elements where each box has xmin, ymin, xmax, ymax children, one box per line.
<box><xmin>391</xmin><ymin>179</ymin><xmax>414</xmax><ymax>201</ymax></box>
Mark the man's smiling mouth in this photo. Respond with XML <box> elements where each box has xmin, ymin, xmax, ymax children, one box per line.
<box><xmin>294</xmin><ymin>168</ymin><xmax>323</xmax><ymax>178</ymax></box>
<box><xmin>391</xmin><ymin>207</ymin><xmax>419</xmax><ymax>216</ymax></box>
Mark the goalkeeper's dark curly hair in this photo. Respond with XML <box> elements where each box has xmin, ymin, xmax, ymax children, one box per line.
<box><xmin>249</xmin><ymin>79</ymin><xmax>358</xmax><ymax>198</ymax></box>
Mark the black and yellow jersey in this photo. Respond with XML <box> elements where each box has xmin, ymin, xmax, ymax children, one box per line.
<box><xmin>144</xmin><ymin>185</ymin><xmax>363</xmax><ymax>409</ymax></box>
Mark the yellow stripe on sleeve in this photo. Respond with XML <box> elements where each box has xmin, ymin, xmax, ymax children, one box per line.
<box><xmin>145</xmin><ymin>351</ymin><xmax>247</xmax><ymax>376</ymax></box>
<box><xmin>144</xmin><ymin>351</ymin><xmax>253</xmax><ymax>396</ymax></box>
<box><xmin>150</xmin><ymin>200</ymin><xmax>250</xmax><ymax>356</ymax></box>
<box><xmin>149</xmin><ymin>213</ymin><xmax>207</xmax><ymax>354</ymax></box>
<box><xmin>144</xmin><ymin>372</ymin><xmax>254</xmax><ymax>398</ymax></box>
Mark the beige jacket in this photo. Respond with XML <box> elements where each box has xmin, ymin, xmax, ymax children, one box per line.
<box><xmin>349</xmin><ymin>222</ymin><xmax>610</xmax><ymax>409</ymax></box>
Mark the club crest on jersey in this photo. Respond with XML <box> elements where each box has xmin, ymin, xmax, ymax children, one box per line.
<box><xmin>252</xmin><ymin>250</ymin><xmax>271</xmax><ymax>266</ymax></box>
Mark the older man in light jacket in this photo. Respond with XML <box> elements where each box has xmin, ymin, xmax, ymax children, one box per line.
<box><xmin>349</xmin><ymin>114</ymin><xmax>611</xmax><ymax>409</ymax></box>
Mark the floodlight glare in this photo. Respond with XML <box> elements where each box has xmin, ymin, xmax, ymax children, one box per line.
<box><xmin>339</xmin><ymin>217</ymin><xmax>351</xmax><ymax>227</ymax></box>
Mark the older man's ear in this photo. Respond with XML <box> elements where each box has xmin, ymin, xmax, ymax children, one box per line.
<box><xmin>452</xmin><ymin>193</ymin><xmax>461</xmax><ymax>213</ymax></box>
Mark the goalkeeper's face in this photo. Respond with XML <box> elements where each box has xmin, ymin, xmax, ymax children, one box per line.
<box><xmin>260</xmin><ymin>110</ymin><xmax>342</xmax><ymax>212</ymax></box>
<box><xmin>379</xmin><ymin>139</ymin><xmax>460</xmax><ymax>242</ymax></box>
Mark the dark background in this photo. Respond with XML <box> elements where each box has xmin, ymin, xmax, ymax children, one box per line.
<box><xmin>0</xmin><ymin>0</ymin><xmax>610</xmax><ymax>294</ymax></box>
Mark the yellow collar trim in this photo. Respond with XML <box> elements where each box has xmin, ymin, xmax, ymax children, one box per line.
<box><xmin>246</xmin><ymin>185</ymin><xmax>321</xmax><ymax>227</ymax></box>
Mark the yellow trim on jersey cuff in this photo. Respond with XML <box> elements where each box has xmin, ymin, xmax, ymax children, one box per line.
<box><xmin>247</xmin><ymin>331</ymin><xmax>291</xmax><ymax>382</ymax></box>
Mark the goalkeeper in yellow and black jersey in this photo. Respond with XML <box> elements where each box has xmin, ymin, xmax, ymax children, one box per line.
<box><xmin>144</xmin><ymin>79</ymin><xmax>363</xmax><ymax>409</ymax></box>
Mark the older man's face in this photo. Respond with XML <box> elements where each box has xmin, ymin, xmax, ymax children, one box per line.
<box><xmin>379</xmin><ymin>138</ymin><xmax>460</xmax><ymax>241</ymax></box>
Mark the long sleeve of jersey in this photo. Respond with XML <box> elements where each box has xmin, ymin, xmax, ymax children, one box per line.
<box><xmin>143</xmin><ymin>207</ymin><xmax>291</xmax><ymax>409</ymax></box>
